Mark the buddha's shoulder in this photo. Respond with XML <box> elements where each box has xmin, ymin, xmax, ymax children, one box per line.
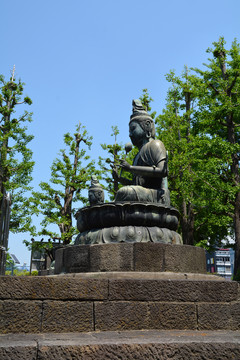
<box><xmin>145</xmin><ymin>139</ymin><xmax>165</xmax><ymax>151</ymax></box>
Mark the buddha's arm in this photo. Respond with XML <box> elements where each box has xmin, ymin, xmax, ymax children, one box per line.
<box><xmin>120</xmin><ymin>160</ymin><xmax>167</xmax><ymax>178</ymax></box>
<box><xmin>112</xmin><ymin>166</ymin><xmax>133</xmax><ymax>185</ymax></box>
<box><xmin>118</xmin><ymin>176</ymin><xmax>133</xmax><ymax>185</ymax></box>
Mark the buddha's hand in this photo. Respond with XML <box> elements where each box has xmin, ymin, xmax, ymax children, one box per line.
<box><xmin>120</xmin><ymin>159</ymin><xmax>131</xmax><ymax>170</ymax></box>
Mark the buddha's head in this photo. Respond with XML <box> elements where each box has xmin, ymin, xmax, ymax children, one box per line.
<box><xmin>129</xmin><ymin>99</ymin><xmax>155</xmax><ymax>147</ymax></box>
<box><xmin>88</xmin><ymin>175</ymin><xmax>104</xmax><ymax>206</ymax></box>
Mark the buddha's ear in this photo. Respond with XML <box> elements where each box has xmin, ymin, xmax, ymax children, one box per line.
<box><xmin>145</xmin><ymin>120</ymin><xmax>152</xmax><ymax>132</ymax></box>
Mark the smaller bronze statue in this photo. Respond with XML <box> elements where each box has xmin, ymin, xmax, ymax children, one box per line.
<box><xmin>88</xmin><ymin>175</ymin><xmax>104</xmax><ymax>206</ymax></box>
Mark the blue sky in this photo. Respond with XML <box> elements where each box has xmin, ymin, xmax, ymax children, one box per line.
<box><xmin>1</xmin><ymin>0</ymin><xmax>240</xmax><ymax>265</ymax></box>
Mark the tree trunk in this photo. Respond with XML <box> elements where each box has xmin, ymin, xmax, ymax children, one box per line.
<box><xmin>0</xmin><ymin>100</ymin><xmax>11</xmax><ymax>217</ymax></box>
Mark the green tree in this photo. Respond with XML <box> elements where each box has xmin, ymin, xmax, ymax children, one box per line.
<box><xmin>0</xmin><ymin>71</ymin><xmax>34</xmax><ymax>233</ymax></box>
<box><xmin>98</xmin><ymin>126</ymin><xmax>125</xmax><ymax>201</ymax></box>
<box><xmin>30</xmin><ymin>124</ymin><xmax>95</xmax><ymax>244</ymax></box>
<box><xmin>139</xmin><ymin>88</ymin><xmax>157</xmax><ymax>119</ymax></box>
<box><xmin>156</xmin><ymin>67</ymin><xmax>232</xmax><ymax>248</ymax></box>
<box><xmin>192</xmin><ymin>37</ymin><xmax>240</xmax><ymax>274</ymax></box>
<box><xmin>98</xmin><ymin>125</ymin><xmax>138</xmax><ymax>201</ymax></box>
<box><xmin>156</xmin><ymin>68</ymin><xmax>197</xmax><ymax>245</ymax></box>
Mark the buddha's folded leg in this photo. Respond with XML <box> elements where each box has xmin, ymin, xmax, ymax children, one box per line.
<box><xmin>115</xmin><ymin>186</ymin><xmax>154</xmax><ymax>202</ymax></box>
<box><xmin>115</xmin><ymin>185</ymin><xmax>171</xmax><ymax>205</ymax></box>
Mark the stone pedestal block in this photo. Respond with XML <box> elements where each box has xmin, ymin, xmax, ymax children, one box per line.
<box><xmin>55</xmin><ymin>242</ymin><xmax>206</xmax><ymax>274</ymax></box>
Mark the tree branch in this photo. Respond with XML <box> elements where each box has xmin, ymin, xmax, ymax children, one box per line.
<box><xmin>208</xmin><ymin>83</ymin><xmax>219</xmax><ymax>95</ymax></box>
<box><xmin>227</xmin><ymin>73</ymin><xmax>239</xmax><ymax>95</ymax></box>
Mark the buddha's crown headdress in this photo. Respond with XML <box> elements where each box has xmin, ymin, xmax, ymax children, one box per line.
<box><xmin>130</xmin><ymin>99</ymin><xmax>153</xmax><ymax>123</ymax></box>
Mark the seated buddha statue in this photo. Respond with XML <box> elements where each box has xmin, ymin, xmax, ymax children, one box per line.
<box><xmin>115</xmin><ymin>99</ymin><xmax>170</xmax><ymax>205</ymax></box>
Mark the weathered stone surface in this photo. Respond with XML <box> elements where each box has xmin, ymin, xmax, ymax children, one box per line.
<box><xmin>42</xmin><ymin>301</ymin><xmax>93</xmax><ymax>333</ymax></box>
<box><xmin>37</xmin><ymin>343</ymin><xmax>240</xmax><ymax>360</ymax></box>
<box><xmin>0</xmin><ymin>300</ymin><xmax>42</xmax><ymax>333</ymax></box>
<box><xmin>134</xmin><ymin>243</ymin><xmax>206</xmax><ymax>273</ymax></box>
<box><xmin>0</xmin><ymin>333</ymin><xmax>38</xmax><ymax>359</ymax></box>
<box><xmin>148</xmin><ymin>302</ymin><xmax>197</xmax><ymax>329</ymax></box>
<box><xmin>164</xmin><ymin>244</ymin><xmax>206</xmax><ymax>273</ymax></box>
<box><xmin>95</xmin><ymin>301</ymin><xmax>149</xmax><ymax>331</ymax></box>
<box><xmin>48</xmin><ymin>271</ymin><xmax>225</xmax><ymax>281</ymax></box>
<box><xmin>1</xmin><ymin>330</ymin><xmax>240</xmax><ymax>360</ymax></box>
<box><xmin>198</xmin><ymin>303</ymin><xmax>232</xmax><ymax>330</ymax></box>
<box><xmin>108</xmin><ymin>279</ymin><xmax>238</xmax><ymax>302</ymax></box>
<box><xmin>54</xmin><ymin>248</ymin><xmax>64</xmax><ymax>274</ymax></box>
<box><xmin>55</xmin><ymin>242</ymin><xmax>207</xmax><ymax>274</ymax></box>
<box><xmin>0</xmin><ymin>276</ymin><xmax>108</xmax><ymax>300</ymax></box>
<box><xmin>63</xmin><ymin>245</ymin><xmax>90</xmax><ymax>273</ymax></box>
<box><xmin>90</xmin><ymin>243</ymin><xmax>134</xmax><ymax>272</ymax></box>
<box><xmin>0</xmin><ymin>346</ymin><xmax>37</xmax><ymax>360</ymax></box>
<box><xmin>231</xmin><ymin>302</ymin><xmax>240</xmax><ymax>330</ymax></box>
<box><xmin>0</xmin><ymin>275</ymin><xmax>239</xmax><ymax>335</ymax></box>
<box><xmin>133</xmin><ymin>242</ymin><xmax>165</xmax><ymax>271</ymax></box>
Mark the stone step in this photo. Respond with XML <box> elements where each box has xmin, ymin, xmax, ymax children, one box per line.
<box><xmin>0</xmin><ymin>330</ymin><xmax>240</xmax><ymax>359</ymax></box>
<box><xmin>0</xmin><ymin>273</ymin><xmax>239</xmax><ymax>334</ymax></box>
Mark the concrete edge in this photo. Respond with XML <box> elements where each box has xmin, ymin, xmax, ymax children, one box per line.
<box><xmin>47</xmin><ymin>271</ymin><xmax>226</xmax><ymax>281</ymax></box>
<box><xmin>1</xmin><ymin>330</ymin><xmax>240</xmax><ymax>346</ymax></box>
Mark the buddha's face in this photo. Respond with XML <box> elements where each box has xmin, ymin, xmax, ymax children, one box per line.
<box><xmin>129</xmin><ymin>120</ymin><xmax>146</xmax><ymax>147</ymax></box>
<box><xmin>89</xmin><ymin>189</ymin><xmax>104</xmax><ymax>206</ymax></box>
<box><xmin>89</xmin><ymin>190</ymin><xmax>96</xmax><ymax>205</ymax></box>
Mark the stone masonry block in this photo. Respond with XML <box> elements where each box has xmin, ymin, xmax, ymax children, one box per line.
<box><xmin>63</xmin><ymin>245</ymin><xmax>90</xmax><ymax>273</ymax></box>
<box><xmin>0</xmin><ymin>276</ymin><xmax>108</xmax><ymax>301</ymax></box>
<box><xmin>0</xmin><ymin>346</ymin><xmax>37</xmax><ymax>360</ymax></box>
<box><xmin>133</xmin><ymin>243</ymin><xmax>206</xmax><ymax>273</ymax></box>
<box><xmin>134</xmin><ymin>242</ymin><xmax>165</xmax><ymax>272</ymax></box>
<box><xmin>95</xmin><ymin>301</ymin><xmax>148</xmax><ymax>331</ymax></box>
<box><xmin>148</xmin><ymin>302</ymin><xmax>197</xmax><ymax>330</ymax></box>
<box><xmin>0</xmin><ymin>300</ymin><xmax>42</xmax><ymax>334</ymax></box>
<box><xmin>42</xmin><ymin>300</ymin><xmax>93</xmax><ymax>333</ymax></box>
<box><xmin>164</xmin><ymin>245</ymin><xmax>206</xmax><ymax>273</ymax></box>
<box><xmin>54</xmin><ymin>247</ymin><xmax>64</xmax><ymax>274</ymax></box>
<box><xmin>90</xmin><ymin>243</ymin><xmax>134</xmax><ymax>272</ymax></box>
<box><xmin>230</xmin><ymin>302</ymin><xmax>240</xmax><ymax>330</ymax></box>
<box><xmin>36</xmin><ymin>343</ymin><xmax>240</xmax><ymax>360</ymax></box>
<box><xmin>108</xmin><ymin>279</ymin><xmax>238</xmax><ymax>302</ymax></box>
<box><xmin>198</xmin><ymin>303</ymin><xmax>232</xmax><ymax>330</ymax></box>
<box><xmin>193</xmin><ymin>281</ymin><xmax>238</xmax><ymax>302</ymax></box>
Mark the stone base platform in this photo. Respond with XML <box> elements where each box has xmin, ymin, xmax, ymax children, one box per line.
<box><xmin>1</xmin><ymin>272</ymin><xmax>240</xmax><ymax>359</ymax></box>
<box><xmin>1</xmin><ymin>330</ymin><xmax>240</xmax><ymax>360</ymax></box>
<box><xmin>55</xmin><ymin>242</ymin><xmax>206</xmax><ymax>274</ymax></box>
<box><xmin>0</xmin><ymin>273</ymin><xmax>239</xmax><ymax>334</ymax></box>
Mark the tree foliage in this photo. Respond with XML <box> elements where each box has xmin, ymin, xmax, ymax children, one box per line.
<box><xmin>98</xmin><ymin>124</ymin><xmax>139</xmax><ymax>201</ymax></box>
<box><xmin>139</xmin><ymin>88</ymin><xmax>157</xmax><ymax>119</ymax></box>
<box><xmin>0</xmin><ymin>72</ymin><xmax>34</xmax><ymax>233</ymax></box>
<box><xmin>30</xmin><ymin>124</ymin><xmax>96</xmax><ymax>244</ymax></box>
<box><xmin>193</xmin><ymin>37</ymin><xmax>240</xmax><ymax>274</ymax></box>
<box><xmin>155</xmin><ymin>38</ymin><xmax>240</xmax><ymax>265</ymax></box>
<box><xmin>98</xmin><ymin>126</ymin><xmax>125</xmax><ymax>201</ymax></box>
<box><xmin>155</xmin><ymin>66</ymin><xmax>232</xmax><ymax>248</ymax></box>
